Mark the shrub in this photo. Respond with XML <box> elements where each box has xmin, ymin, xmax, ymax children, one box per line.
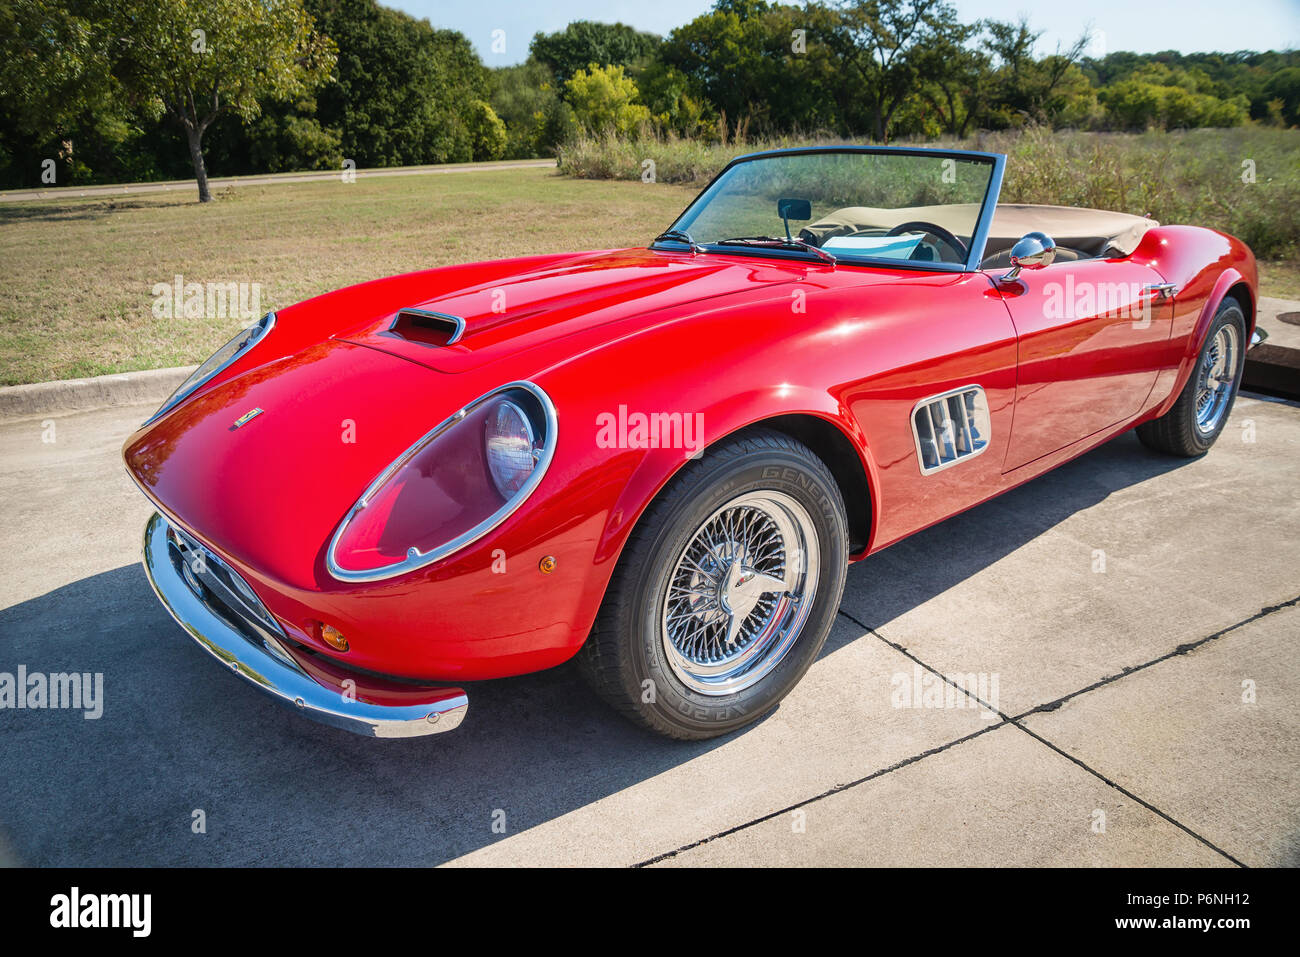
<box><xmin>564</xmin><ymin>65</ymin><xmax>652</xmax><ymax>137</ymax></box>
<box><xmin>466</xmin><ymin>100</ymin><xmax>508</xmax><ymax>161</ymax></box>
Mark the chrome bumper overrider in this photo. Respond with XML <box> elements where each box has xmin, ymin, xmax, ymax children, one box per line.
<box><xmin>141</xmin><ymin>512</ymin><xmax>468</xmax><ymax>738</ymax></box>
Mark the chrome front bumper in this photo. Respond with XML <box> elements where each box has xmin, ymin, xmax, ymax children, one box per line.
<box><xmin>142</xmin><ymin>512</ymin><xmax>468</xmax><ymax>738</ymax></box>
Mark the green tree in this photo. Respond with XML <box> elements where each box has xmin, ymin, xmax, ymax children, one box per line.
<box><xmin>489</xmin><ymin>59</ymin><xmax>569</xmax><ymax>157</ymax></box>
<box><xmin>564</xmin><ymin>64</ymin><xmax>651</xmax><ymax>136</ymax></box>
<box><xmin>985</xmin><ymin>17</ymin><xmax>1092</xmax><ymax>126</ymax></box>
<box><xmin>1081</xmin><ymin>50</ymin><xmax>1300</xmax><ymax>124</ymax></box>
<box><xmin>1263</xmin><ymin>67</ymin><xmax>1300</xmax><ymax>126</ymax></box>
<box><xmin>465</xmin><ymin>100</ymin><xmax>507</xmax><ymax>161</ymax></box>
<box><xmin>1098</xmin><ymin>80</ymin><xmax>1165</xmax><ymax>130</ymax></box>
<box><xmin>636</xmin><ymin>60</ymin><xmax>712</xmax><ymax>137</ymax></box>
<box><xmin>305</xmin><ymin>0</ymin><xmax>488</xmax><ymax>169</ymax></box>
<box><xmin>913</xmin><ymin>18</ymin><xmax>989</xmax><ymax>136</ymax></box>
<box><xmin>530</xmin><ymin>20</ymin><xmax>660</xmax><ymax>84</ymax></box>
<box><xmin>659</xmin><ymin>0</ymin><xmax>841</xmax><ymax>136</ymax></box>
<box><xmin>239</xmin><ymin>97</ymin><xmax>344</xmax><ymax>172</ymax></box>
<box><xmin>1098</xmin><ymin>66</ymin><xmax>1249</xmax><ymax>131</ymax></box>
<box><xmin>814</xmin><ymin>0</ymin><xmax>956</xmax><ymax>142</ymax></box>
<box><xmin>0</xmin><ymin>0</ymin><xmax>133</xmax><ymax>185</ymax></box>
<box><xmin>0</xmin><ymin>0</ymin><xmax>122</xmax><ymax>139</ymax></box>
<box><xmin>113</xmin><ymin>0</ymin><xmax>335</xmax><ymax>201</ymax></box>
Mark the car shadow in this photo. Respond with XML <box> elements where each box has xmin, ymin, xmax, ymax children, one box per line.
<box><xmin>0</xmin><ymin>197</ymin><xmax>194</xmax><ymax>225</ymax></box>
<box><xmin>823</xmin><ymin>430</ymin><xmax>1192</xmax><ymax>652</ymax></box>
<box><xmin>0</xmin><ymin>431</ymin><xmax>1192</xmax><ymax>866</ymax></box>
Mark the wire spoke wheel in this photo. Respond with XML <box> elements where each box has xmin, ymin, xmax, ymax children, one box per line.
<box><xmin>660</xmin><ymin>490</ymin><xmax>819</xmax><ymax>695</ymax></box>
<box><xmin>578</xmin><ymin>429</ymin><xmax>848</xmax><ymax>739</ymax></box>
<box><xmin>1194</xmin><ymin>323</ymin><xmax>1239</xmax><ymax>435</ymax></box>
<box><xmin>1136</xmin><ymin>297</ymin><xmax>1245</xmax><ymax>458</ymax></box>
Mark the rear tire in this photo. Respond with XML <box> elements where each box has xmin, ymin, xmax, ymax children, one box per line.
<box><xmin>577</xmin><ymin>428</ymin><xmax>849</xmax><ymax>740</ymax></box>
<box><xmin>1137</xmin><ymin>296</ymin><xmax>1246</xmax><ymax>457</ymax></box>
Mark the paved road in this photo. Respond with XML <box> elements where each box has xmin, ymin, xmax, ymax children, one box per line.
<box><xmin>0</xmin><ymin>388</ymin><xmax>1297</xmax><ymax>866</ymax></box>
<box><xmin>0</xmin><ymin>159</ymin><xmax>557</xmax><ymax>203</ymax></box>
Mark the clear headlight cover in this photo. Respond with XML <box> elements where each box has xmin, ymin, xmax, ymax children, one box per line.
<box><xmin>485</xmin><ymin>399</ymin><xmax>538</xmax><ymax>497</ymax></box>
<box><xmin>144</xmin><ymin>312</ymin><xmax>275</xmax><ymax>425</ymax></box>
<box><xmin>327</xmin><ymin>381</ymin><xmax>557</xmax><ymax>582</ymax></box>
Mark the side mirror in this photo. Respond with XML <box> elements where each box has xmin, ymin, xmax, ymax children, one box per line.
<box><xmin>1003</xmin><ymin>231</ymin><xmax>1056</xmax><ymax>281</ymax></box>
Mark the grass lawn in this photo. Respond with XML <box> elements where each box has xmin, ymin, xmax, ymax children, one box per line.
<box><xmin>0</xmin><ymin>163</ymin><xmax>1294</xmax><ymax>386</ymax></box>
<box><xmin>0</xmin><ymin>167</ymin><xmax>696</xmax><ymax>386</ymax></box>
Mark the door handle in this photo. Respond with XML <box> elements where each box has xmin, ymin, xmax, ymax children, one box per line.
<box><xmin>1142</xmin><ymin>282</ymin><xmax>1178</xmax><ymax>300</ymax></box>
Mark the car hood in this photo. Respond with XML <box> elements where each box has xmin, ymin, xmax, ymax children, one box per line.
<box><xmin>331</xmin><ymin>247</ymin><xmax>825</xmax><ymax>373</ymax></box>
<box><xmin>124</xmin><ymin>248</ymin><xmax>906</xmax><ymax>586</ymax></box>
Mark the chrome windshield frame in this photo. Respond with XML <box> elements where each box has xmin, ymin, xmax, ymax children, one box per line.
<box><xmin>651</xmin><ymin>145</ymin><xmax>1006</xmax><ymax>273</ymax></box>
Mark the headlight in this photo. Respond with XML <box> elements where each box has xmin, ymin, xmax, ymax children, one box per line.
<box><xmin>144</xmin><ymin>312</ymin><xmax>275</xmax><ymax>425</ymax></box>
<box><xmin>485</xmin><ymin>399</ymin><xmax>538</xmax><ymax>496</ymax></box>
<box><xmin>326</xmin><ymin>381</ymin><xmax>557</xmax><ymax>582</ymax></box>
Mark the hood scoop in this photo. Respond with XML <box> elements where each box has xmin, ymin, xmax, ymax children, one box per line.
<box><xmin>336</xmin><ymin>248</ymin><xmax>821</xmax><ymax>374</ymax></box>
<box><xmin>388</xmin><ymin>308</ymin><xmax>466</xmax><ymax>347</ymax></box>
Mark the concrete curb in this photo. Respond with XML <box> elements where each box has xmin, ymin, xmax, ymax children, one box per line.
<box><xmin>0</xmin><ymin>365</ymin><xmax>195</xmax><ymax>421</ymax></box>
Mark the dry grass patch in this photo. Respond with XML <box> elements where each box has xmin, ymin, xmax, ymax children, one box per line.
<box><xmin>0</xmin><ymin>167</ymin><xmax>694</xmax><ymax>385</ymax></box>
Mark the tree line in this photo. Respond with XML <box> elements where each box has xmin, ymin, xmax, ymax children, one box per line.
<box><xmin>2</xmin><ymin>0</ymin><xmax>1296</xmax><ymax>197</ymax></box>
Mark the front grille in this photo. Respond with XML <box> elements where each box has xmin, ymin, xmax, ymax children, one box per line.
<box><xmin>912</xmin><ymin>385</ymin><xmax>991</xmax><ymax>474</ymax></box>
<box><xmin>165</xmin><ymin>522</ymin><xmax>289</xmax><ymax>654</ymax></box>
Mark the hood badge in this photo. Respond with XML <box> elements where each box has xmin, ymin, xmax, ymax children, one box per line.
<box><xmin>230</xmin><ymin>407</ymin><xmax>264</xmax><ymax>430</ymax></box>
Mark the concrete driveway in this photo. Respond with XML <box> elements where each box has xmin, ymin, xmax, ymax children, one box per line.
<box><xmin>0</xmin><ymin>386</ymin><xmax>1296</xmax><ymax>867</ymax></box>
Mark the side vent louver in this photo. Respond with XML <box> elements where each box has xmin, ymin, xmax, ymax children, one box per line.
<box><xmin>911</xmin><ymin>385</ymin><xmax>991</xmax><ymax>475</ymax></box>
<box><xmin>389</xmin><ymin>308</ymin><xmax>466</xmax><ymax>347</ymax></box>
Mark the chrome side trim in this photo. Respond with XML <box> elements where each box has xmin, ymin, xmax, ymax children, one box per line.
<box><xmin>910</xmin><ymin>384</ymin><xmax>992</xmax><ymax>475</ymax></box>
<box><xmin>326</xmin><ymin>380</ymin><xmax>558</xmax><ymax>583</ymax></box>
<box><xmin>391</xmin><ymin>308</ymin><xmax>466</xmax><ymax>345</ymax></box>
<box><xmin>143</xmin><ymin>512</ymin><xmax>468</xmax><ymax>738</ymax></box>
<box><xmin>142</xmin><ymin>312</ymin><xmax>276</xmax><ymax>427</ymax></box>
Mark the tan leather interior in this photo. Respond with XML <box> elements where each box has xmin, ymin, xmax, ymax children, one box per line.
<box><xmin>802</xmin><ymin>203</ymin><xmax>1157</xmax><ymax>268</ymax></box>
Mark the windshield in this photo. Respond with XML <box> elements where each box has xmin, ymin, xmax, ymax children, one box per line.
<box><xmin>659</xmin><ymin>149</ymin><xmax>1001</xmax><ymax>269</ymax></box>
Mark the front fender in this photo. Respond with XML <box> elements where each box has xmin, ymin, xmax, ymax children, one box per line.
<box><xmin>534</xmin><ymin>312</ymin><xmax>879</xmax><ymax>602</ymax></box>
<box><xmin>593</xmin><ymin>386</ymin><xmax>877</xmax><ymax>567</ymax></box>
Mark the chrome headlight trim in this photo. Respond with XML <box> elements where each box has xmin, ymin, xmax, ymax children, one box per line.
<box><xmin>142</xmin><ymin>312</ymin><xmax>276</xmax><ymax>427</ymax></box>
<box><xmin>325</xmin><ymin>380</ymin><xmax>559</xmax><ymax>583</ymax></box>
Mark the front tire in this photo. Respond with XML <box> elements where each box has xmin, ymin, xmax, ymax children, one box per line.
<box><xmin>1137</xmin><ymin>295</ymin><xmax>1247</xmax><ymax>457</ymax></box>
<box><xmin>577</xmin><ymin>428</ymin><xmax>849</xmax><ymax>740</ymax></box>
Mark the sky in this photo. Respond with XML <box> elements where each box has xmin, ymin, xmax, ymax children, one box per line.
<box><xmin>390</xmin><ymin>0</ymin><xmax>1300</xmax><ymax>66</ymax></box>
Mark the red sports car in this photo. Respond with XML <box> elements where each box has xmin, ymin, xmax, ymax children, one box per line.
<box><xmin>125</xmin><ymin>146</ymin><xmax>1257</xmax><ymax>740</ymax></box>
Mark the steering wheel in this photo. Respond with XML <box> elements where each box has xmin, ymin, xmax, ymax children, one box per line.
<box><xmin>886</xmin><ymin>221</ymin><xmax>968</xmax><ymax>262</ymax></box>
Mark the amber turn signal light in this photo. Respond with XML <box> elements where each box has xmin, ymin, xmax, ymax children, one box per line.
<box><xmin>320</xmin><ymin>624</ymin><xmax>350</xmax><ymax>652</ymax></box>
